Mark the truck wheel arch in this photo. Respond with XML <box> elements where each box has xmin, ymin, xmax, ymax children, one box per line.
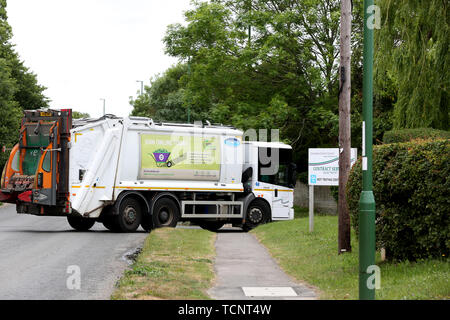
<box><xmin>242</xmin><ymin>194</ymin><xmax>271</xmax><ymax>223</ymax></box>
<box><xmin>237</xmin><ymin>193</ymin><xmax>257</xmax><ymax>219</ymax></box>
<box><xmin>150</xmin><ymin>192</ymin><xmax>181</xmax><ymax>215</ymax></box>
<box><xmin>113</xmin><ymin>190</ymin><xmax>150</xmax><ymax>217</ymax></box>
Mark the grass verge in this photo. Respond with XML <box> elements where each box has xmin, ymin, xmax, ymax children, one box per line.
<box><xmin>251</xmin><ymin>212</ymin><xmax>449</xmax><ymax>300</ymax></box>
<box><xmin>111</xmin><ymin>227</ymin><xmax>216</xmax><ymax>300</ymax></box>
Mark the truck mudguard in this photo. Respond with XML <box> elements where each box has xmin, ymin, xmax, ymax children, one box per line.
<box><xmin>150</xmin><ymin>192</ymin><xmax>181</xmax><ymax>215</ymax></box>
<box><xmin>113</xmin><ymin>190</ymin><xmax>151</xmax><ymax>217</ymax></box>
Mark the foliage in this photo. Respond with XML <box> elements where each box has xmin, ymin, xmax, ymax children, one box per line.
<box><xmin>0</xmin><ymin>0</ymin><xmax>49</xmax><ymax>169</ymax></box>
<box><xmin>0</xmin><ymin>57</ymin><xmax>21</xmax><ymax>167</ymax></box>
<box><xmin>72</xmin><ymin>111</ymin><xmax>90</xmax><ymax>119</ymax></box>
<box><xmin>130</xmin><ymin>0</ymin><xmax>448</xmax><ymax>175</ymax></box>
<box><xmin>131</xmin><ymin>0</ymin><xmax>359</xmax><ymax>173</ymax></box>
<box><xmin>347</xmin><ymin>139</ymin><xmax>450</xmax><ymax>261</ymax></box>
<box><xmin>253</xmin><ymin>216</ymin><xmax>450</xmax><ymax>300</ymax></box>
<box><xmin>383</xmin><ymin>128</ymin><xmax>450</xmax><ymax>144</ymax></box>
<box><xmin>375</xmin><ymin>0</ymin><xmax>449</xmax><ymax>130</ymax></box>
<box><xmin>130</xmin><ymin>63</ymin><xmax>189</xmax><ymax>122</ymax></box>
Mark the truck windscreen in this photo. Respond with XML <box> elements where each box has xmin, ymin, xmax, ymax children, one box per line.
<box><xmin>258</xmin><ymin>147</ymin><xmax>293</xmax><ymax>188</ymax></box>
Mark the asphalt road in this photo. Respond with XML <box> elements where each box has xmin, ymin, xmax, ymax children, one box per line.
<box><xmin>0</xmin><ymin>203</ymin><xmax>147</xmax><ymax>300</ymax></box>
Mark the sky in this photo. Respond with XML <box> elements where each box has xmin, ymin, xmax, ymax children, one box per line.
<box><xmin>7</xmin><ymin>0</ymin><xmax>193</xmax><ymax>118</ymax></box>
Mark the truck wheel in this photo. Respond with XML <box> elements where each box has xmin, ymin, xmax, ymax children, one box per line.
<box><xmin>152</xmin><ymin>197</ymin><xmax>180</xmax><ymax>228</ymax></box>
<box><xmin>140</xmin><ymin>215</ymin><xmax>153</xmax><ymax>232</ymax></box>
<box><xmin>115</xmin><ymin>197</ymin><xmax>143</xmax><ymax>232</ymax></box>
<box><xmin>242</xmin><ymin>200</ymin><xmax>270</xmax><ymax>232</ymax></box>
<box><xmin>67</xmin><ymin>216</ymin><xmax>95</xmax><ymax>231</ymax></box>
<box><xmin>198</xmin><ymin>221</ymin><xmax>225</xmax><ymax>232</ymax></box>
<box><xmin>102</xmin><ymin>215</ymin><xmax>120</xmax><ymax>232</ymax></box>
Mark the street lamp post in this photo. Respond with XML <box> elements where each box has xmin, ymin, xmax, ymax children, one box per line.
<box><xmin>100</xmin><ymin>98</ymin><xmax>105</xmax><ymax>116</ymax></box>
<box><xmin>136</xmin><ymin>80</ymin><xmax>144</xmax><ymax>96</ymax></box>
<box><xmin>187</xmin><ymin>61</ymin><xmax>191</xmax><ymax>123</ymax></box>
<box><xmin>359</xmin><ymin>0</ymin><xmax>376</xmax><ymax>300</ymax></box>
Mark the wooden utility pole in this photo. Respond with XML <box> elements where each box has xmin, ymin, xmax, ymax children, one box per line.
<box><xmin>338</xmin><ymin>0</ymin><xmax>352</xmax><ymax>254</ymax></box>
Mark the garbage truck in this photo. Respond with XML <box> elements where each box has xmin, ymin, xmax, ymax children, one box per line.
<box><xmin>0</xmin><ymin>109</ymin><xmax>297</xmax><ymax>232</ymax></box>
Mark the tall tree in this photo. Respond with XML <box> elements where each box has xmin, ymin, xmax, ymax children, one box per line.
<box><xmin>0</xmin><ymin>0</ymin><xmax>48</xmax><ymax>111</ymax></box>
<box><xmin>375</xmin><ymin>0</ymin><xmax>449</xmax><ymax>130</ymax></box>
<box><xmin>130</xmin><ymin>64</ymin><xmax>189</xmax><ymax>122</ymax></box>
<box><xmin>0</xmin><ymin>0</ymin><xmax>49</xmax><ymax>168</ymax></box>
<box><xmin>161</xmin><ymin>0</ymin><xmax>345</xmax><ymax>172</ymax></box>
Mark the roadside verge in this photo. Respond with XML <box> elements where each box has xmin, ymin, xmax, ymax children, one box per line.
<box><xmin>111</xmin><ymin>227</ymin><xmax>216</xmax><ymax>300</ymax></box>
<box><xmin>251</xmin><ymin>215</ymin><xmax>449</xmax><ymax>300</ymax></box>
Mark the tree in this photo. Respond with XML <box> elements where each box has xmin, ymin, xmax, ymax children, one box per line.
<box><xmin>72</xmin><ymin>111</ymin><xmax>90</xmax><ymax>119</ymax></box>
<box><xmin>8</xmin><ymin>55</ymin><xmax>49</xmax><ymax>110</ymax></box>
<box><xmin>160</xmin><ymin>0</ymin><xmax>347</xmax><ymax>171</ymax></box>
<box><xmin>0</xmin><ymin>57</ymin><xmax>21</xmax><ymax>167</ymax></box>
<box><xmin>375</xmin><ymin>0</ymin><xmax>449</xmax><ymax>130</ymax></box>
<box><xmin>0</xmin><ymin>0</ymin><xmax>49</xmax><ymax>168</ymax></box>
<box><xmin>130</xmin><ymin>64</ymin><xmax>189</xmax><ymax>122</ymax></box>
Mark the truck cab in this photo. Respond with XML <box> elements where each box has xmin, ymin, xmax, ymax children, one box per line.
<box><xmin>244</xmin><ymin>141</ymin><xmax>297</xmax><ymax>222</ymax></box>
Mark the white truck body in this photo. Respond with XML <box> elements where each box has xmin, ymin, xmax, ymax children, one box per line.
<box><xmin>70</xmin><ymin>116</ymin><xmax>294</xmax><ymax>221</ymax></box>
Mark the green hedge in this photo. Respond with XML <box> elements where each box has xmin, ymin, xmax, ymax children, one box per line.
<box><xmin>346</xmin><ymin>139</ymin><xmax>449</xmax><ymax>261</ymax></box>
<box><xmin>383</xmin><ymin>128</ymin><xmax>450</xmax><ymax>144</ymax></box>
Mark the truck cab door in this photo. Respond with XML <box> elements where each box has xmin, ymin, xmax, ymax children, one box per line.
<box><xmin>257</xmin><ymin>147</ymin><xmax>293</xmax><ymax>219</ymax></box>
<box><xmin>271</xmin><ymin>187</ymin><xmax>291</xmax><ymax>219</ymax></box>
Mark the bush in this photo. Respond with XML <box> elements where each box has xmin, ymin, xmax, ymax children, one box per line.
<box><xmin>297</xmin><ymin>171</ymin><xmax>308</xmax><ymax>184</ymax></box>
<box><xmin>346</xmin><ymin>139</ymin><xmax>449</xmax><ymax>261</ymax></box>
<box><xmin>383</xmin><ymin>128</ymin><xmax>450</xmax><ymax>144</ymax></box>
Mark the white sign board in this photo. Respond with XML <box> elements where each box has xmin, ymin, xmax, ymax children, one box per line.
<box><xmin>308</xmin><ymin>148</ymin><xmax>357</xmax><ymax>186</ymax></box>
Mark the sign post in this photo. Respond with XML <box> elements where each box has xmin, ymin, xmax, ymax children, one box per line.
<box><xmin>359</xmin><ymin>0</ymin><xmax>376</xmax><ymax>300</ymax></box>
<box><xmin>309</xmin><ymin>185</ymin><xmax>314</xmax><ymax>232</ymax></box>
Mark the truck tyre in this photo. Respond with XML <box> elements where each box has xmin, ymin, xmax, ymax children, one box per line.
<box><xmin>114</xmin><ymin>197</ymin><xmax>143</xmax><ymax>232</ymax></box>
<box><xmin>242</xmin><ymin>199</ymin><xmax>270</xmax><ymax>232</ymax></box>
<box><xmin>67</xmin><ymin>216</ymin><xmax>95</xmax><ymax>231</ymax></box>
<box><xmin>152</xmin><ymin>197</ymin><xmax>180</xmax><ymax>228</ymax></box>
<box><xmin>102</xmin><ymin>215</ymin><xmax>121</xmax><ymax>232</ymax></box>
<box><xmin>198</xmin><ymin>221</ymin><xmax>225</xmax><ymax>232</ymax></box>
<box><xmin>140</xmin><ymin>215</ymin><xmax>153</xmax><ymax>232</ymax></box>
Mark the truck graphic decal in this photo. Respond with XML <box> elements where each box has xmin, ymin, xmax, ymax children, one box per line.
<box><xmin>152</xmin><ymin>148</ymin><xmax>171</xmax><ymax>163</ymax></box>
<box><xmin>140</xmin><ymin>133</ymin><xmax>221</xmax><ymax>181</ymax></box>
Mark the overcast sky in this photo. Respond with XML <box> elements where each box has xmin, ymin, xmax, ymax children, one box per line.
<box><xmin>7</xmin><ymin>0</ymin><xmax>193</xmax><ymax>118</ymax></box>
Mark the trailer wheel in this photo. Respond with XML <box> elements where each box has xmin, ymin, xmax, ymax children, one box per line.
<box><xmin>242</xmin><ymin>199</ymin><xmax>270</xmax><ymax>232</ymax></box>
<box><xmin>67</xmin><ymin>216</ymin><xmax>95</xmax><ymax>231</ymax></box>
<box><xmin>152</xmin><ymin>197</ymin><xmax>180</xmax><ymax>228</ymax></box>
<box><xmin>115</xmin><ymin>197</ymin><xmax>143</xmax><ymax>232</ymax></box>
